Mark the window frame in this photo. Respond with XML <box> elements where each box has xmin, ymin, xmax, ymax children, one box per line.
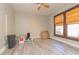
<box><xmin>54</xmin><ymin>13</ymin><xmax>65</xmax><ymax>37</ymax></box>
<box><xmin>54</xmin><ymin>5</ymin><xmax>79</xmax><ymax>41</ymax></box>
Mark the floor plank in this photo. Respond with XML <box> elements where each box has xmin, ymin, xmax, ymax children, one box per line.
<box><xmin>2</xmin><ymin>39</ymin><xmax>79</xmax><ymax>55</ymax></box>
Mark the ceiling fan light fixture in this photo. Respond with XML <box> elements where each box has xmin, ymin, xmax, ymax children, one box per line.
<box><xmin>37</xmin><ymin>3</ymin><xmax>50</xmax><ymax>11</ymax></box>
<box><xmin>38</xmin><ymin>4</ymin><xmax>42</xmax><ymax>7</ymax></box>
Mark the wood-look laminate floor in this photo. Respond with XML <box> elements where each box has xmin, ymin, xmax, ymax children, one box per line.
<box><xmin>2</xmin><ymin>39</ymin><xmax>79</xmax><ymax>55</ymax></box>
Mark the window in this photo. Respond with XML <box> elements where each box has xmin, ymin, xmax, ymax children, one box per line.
<box><xmin>54</xmin><ymin>14</ymin><xmax>64</xmax><ymax>35</ymax></box>
<box><xmin>66</xmin><ymin>7</ymin><xmax>79</xmax><ymax>37</ymax></box>
<box><xmin>54</xmin><ymin>5</ymin><xmax>79</xmax><ymax>41</ymax></box>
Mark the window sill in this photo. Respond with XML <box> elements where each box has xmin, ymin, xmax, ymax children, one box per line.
<box><xmin>51</xmin><ymin>36</ymin><xmax>79</xmax><ymax>49</ymax></box>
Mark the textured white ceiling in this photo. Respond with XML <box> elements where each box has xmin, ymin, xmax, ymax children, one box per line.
<box><xmin>12</xmin><ymin>3</ymin><xmax>78</xmax><ymax>16</ymax></box>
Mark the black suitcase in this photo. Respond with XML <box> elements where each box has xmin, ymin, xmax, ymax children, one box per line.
<box><xmin>7</xmin><ymin>35</ymin><xmax>16</xmax><ymax>49</ymax></box>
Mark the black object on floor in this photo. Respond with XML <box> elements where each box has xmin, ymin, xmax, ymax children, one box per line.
<box><xmin>7</xmin><ymin>35</ymin><xmax>16</xmax><ymax>49</ymax></box>
<box><xmin>26</xmin><ymin>33</ymin><xmax>30</xmax><ymax>40</ymax></box>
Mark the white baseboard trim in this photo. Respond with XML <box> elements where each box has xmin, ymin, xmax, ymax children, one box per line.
<box><xmin>51</xmin><ymin>36</ymin><xmax>79</xmax><ymax>49</ymax></box>
<box><xmin>31</xmin><ymin>35</ymin><xmax>40</xmax><ymax>39</ymax></box>
<box><xmin>0</xmin><ymin>46</ymin><xmax>7</xmax><ymax>55</ymax></box>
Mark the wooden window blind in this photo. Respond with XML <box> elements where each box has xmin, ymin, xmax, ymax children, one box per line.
<box><xmin>55</xmin><ymin>14</ymin><xmax>64</xmax><ymax>26</ymax></box>
<box><xmin>66</xmin><ymin>7</ymin><xmax>79</xmax><ymax>24</ymax></box>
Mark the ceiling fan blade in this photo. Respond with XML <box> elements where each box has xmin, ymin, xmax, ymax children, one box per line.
<box><xmin>37</xmin><ymin>6</ymin><xmax>41</xmax><ymax>10</ymax></box>
<box><xmin>43</xmin><ymin>4</ymin><xmax>50</xmax><ymax>8</ymax></box>
<box><xmin>36</xmin><ymin>3</ymin><xmax>50</xmax><ymax>11</ymax></box>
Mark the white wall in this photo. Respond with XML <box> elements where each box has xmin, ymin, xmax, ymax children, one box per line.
<box><xmin>0</xmin><ymin>4</ymin><xmax>15</xmax><ymax>52</ymax></box>
<box><xmin>5</xmin><ymin>4</ymin><xmax>15</xmax><ymax>35</ymax></box>
<box><xmin>15</xmin><ymin>12</ymin><xmax>50</xmax><ymax>38</ymax></box>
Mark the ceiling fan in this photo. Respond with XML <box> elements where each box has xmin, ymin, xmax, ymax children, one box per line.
<box><xmin>37</xmin><ymin>3</ymin><xmax>50</xmax><ymax>11</ymax></box>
